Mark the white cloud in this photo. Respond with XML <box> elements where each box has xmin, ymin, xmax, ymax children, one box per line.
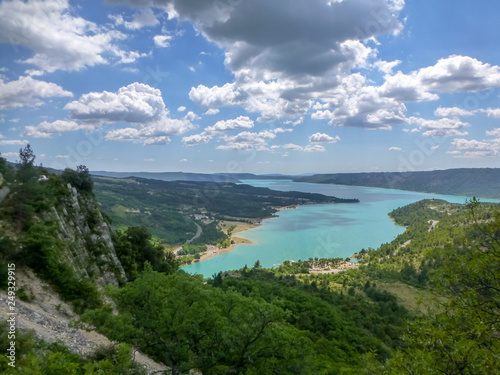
<box><xmin>183</xmin><ymin>111</ymin><xmax>200</xmax><ymax>122</ymax></box>
<box><xmin>66</xmin><ymin>83</ymin><xmax>194</xmax><ymax>144</ymax></box>
<box><xmin>451</xmin><ymin>138</ymin><xmax>500</xmax><ymax>158</ymax></box>
<box><xmin>486</xmin><ymin>128</ymin><xmax>500</xmax><ymax>137</ymax></box>
<box><xmin>111</xmin><ymin>8</ymin><xmax>159</xmax><ymax>30</ymax></box>
<box><xmin>122</xmin><ymin>67</ymin><xmax>139</xmax><ymax>73</ymax></box>
<box><xmin>65</xmin><ymin>82</ymin><xmax>166</xmax><ymax>124</ymax></box>
<box><xmin>205</xmin><ymin>116</ymin><xmax>254</xmax><ymax>133</ymax></box>
<box><xmin>282</xmin><ymin>143</ymin><xmax>304</xmax><ymax>151</ymax></box>
<box><xmin>105</xmin><ymin>128</ymin><xmax>141</xmax><ymax>142</ymax></box>
<box><xmin>416</xmin><ymin>55</ymin><xmax>500</xmax><ymax>93</ymax></box>
<box><xmin>375</xmin><ymin>60</ymin><xmax>402</xmax><ymax>75</ymax></box>
<box><xmin>312</xmin><ymin>74</ymin><xmax>408</xmax><ymax>129</ymax></box>
<box><xmin>0</xmin><ymin>0</ymin><xmax>143</xmax><ymax>72</ymax></box>
<box><xmin>381</xmin><ymin>55</ymin><xmax>500</xmax><ymax>104</ymax></box>
<box><xmin>179</xmin><ymin>158</ymin><xmax>188</xmax><ymax>162</ymax></box>
<box><xmin>182</xmin><ymin>133</ymin><xmax>213</xmax><ymax>146</ymax></box>
<box><xmin>304</xmin><ymin>144</ymin><xmax>326</xmax><ymax>152</ymax></box>
<box><xmin>434</xmin><ymin>107</ymin><xmax>476</xmax><ymax>117</ymax></box>
<box><xmin>485</xmin><ymin>108</ymin><xmax>500</xmax><ymax>118</ymax></box>
<box><xmin>0</xmin><ymin>139</ymin><xmax>29</xmax><ymax>146</ymax></box>
<box><xmin>389</xmin><ymin>146</ymin><xmax>402</xmax><ymax>151</ymax></box>
<box><xmin>182</xmin><ymin>115</ymin><xmax>255</xmax><ymax>146</ymax></box>
<box><xmin>409</xmin><ymin>117</ymin><xmax>470</xmax><ymax>137</ymax></box>
<box><xmin>24</xmin><ymin>120</ymin><xmax>90</xmax><ymax>138</ymax></box>
<box><xmin>154</xmin><ymin>35</ymin><xmax>173</xmax><ymax>48</ymax></box>
<box><xmin>380</xmin><ymin>72</ymin><xmax>439</xmax><ymax>102</ymax></box>
<box><xmin>217</xmin><ymin>130</ymin><xmax>278</xmax><ymax>151</ymax></box>
<box><xmin>0</xmin><ymin>76</ymin><xmax>72</xmax><ymax>110</ymax></box>
<box><xmin>189</xmin><ymin>83</ymin><xmax>242</xmax><ymax>108</ymax></box>
<box><xmin>180</xmin><ymin>0</ymin><xmax>404</xmax><ymax>123</ymax></box>
<box><xmin>309</xmin><ymin>133</ymin><xmax>340</xmax><ymax>144</ymax></box>
<box><xmin>0</xmin><ymin>152</ymin><xmax>18</xmax><ymax>157</ymax></box>
<box><xmin>204</xmin><ymin>108</ymin><xmax>219</xmax><ymax>115</ymax></box>
<box><xmin>143</xmin><ymin>158</ymin><xmax>155</xmax><ymax>162</ymax></box>
<box><xmin>177</xmin><ymin>106</ymin><xmax>186</xmax><ymax>112</ymax></box>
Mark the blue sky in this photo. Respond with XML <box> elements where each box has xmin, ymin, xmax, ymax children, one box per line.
<box><xmin>1</xmin><ymin>0</ymin><xmax>500</xmax><ymax>174</ymax></box>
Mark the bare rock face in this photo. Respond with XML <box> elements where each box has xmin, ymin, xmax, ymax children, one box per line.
<box><xmin>49</xmin><ymin>184</ymin><xmax>127</xmax><ymax>286</ymax></box>
<box><xmin>0</xmin><ymin>269</ymin><xmax>169</xmax><ymax>374</ymax></box>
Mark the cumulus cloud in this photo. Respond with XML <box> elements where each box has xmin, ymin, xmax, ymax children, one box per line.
<box><xmin>217</xmin><ymin>129</ymin><xmax>281</xmax><ymax>151</ymax></box>
<box><xmin>389</xmin><ymin>146</ymin><xmax>402</xmax><ymax>151</ymax></box>
<box><xmin>434</xmin><ymin>107</ymin><xmax>476</xmax><ymax>117</ymax></box>
<box><xmin>416</xmin><ymin>55</ymin><xmax>500</xmax><ymax>93</ymax></box>
<box><xmin>24</xmin><ymin>120</ymin><xmax>90</xmax><ymax>138</ymax></box>
<box><xmin>182</xmin><ymin>133</ymin><xmax>213</xmax><ymax>146</ymax></box>
<box><xmin>486</xmin><ymin>128</ymin><xmax>500</xmax><ymax>137</ymax></box>
<box><xmin>66</xmin><ymin>83</ymin><xmax>194</xmax><ymax>144</ymax></box>
<box><xmin>154</xmin><ymin>35</ymin><xmax>173</xmax><ymax>48</ymax></box>
<box><xmin>204</xmin><ymin>108</ymin><xmax>219</xmax><ymax>115</ymax></box>
<box><xmin>311</xmin><ymin>74</ymin><xmax>408</xmax><ymax>129</ymax></box>
<box><xmin>380</xmin><ymin>72</ymin><xmax>439</xmax><ymax>102</ymax></box>
<box><xmin>485</xmin><ymin>108</ymin><xmax>500</xmax><ymax>118</ymax></box>
<box><xmin>0</xmin><ymin>152</ymin><xmax>18</xmax><ymax>157</ymax></box>
<box><xmin>451</xmin><ymin>137</ymin><xmax>500</xmax><ymax>158</ymax></box>
<box><xmin>450</xmin><ymin>127</ymin><xmax>500</xmax><ymax>158</ymax></box>
<box><xmin>0</xmin><ymin>0</ymin><xmax>144</xmax><ymax>72</ymax></box>
<box><xmin>0</xmin><ymin>76</ymin><xmax>72</xmax><ymax>110</ymax></box>
<box><xmin>182</xmin><ymin>116</ymin><xmax>254</xmax><ymax>146</ymax></box>
<box><xmin>282</xmin><ymin>143</ymin><xmax>304</xmax><ymax>151</ymax></box>
<box><xmin>66</xmin><ymin>83</ymin><xmax>165</xmax><ymax>124</ymax></box>
<box><xmin>0</xmin><ymin>139</ymin><xmax>29</xmax><ymax>146</ymax></box>
<box><xmin>408</xmin><ymin>117</ymin><xmax>470</xmax><ymax>137</ymax></box>
<box><xmin>303</xmin><ymin>144</ymin><xmax>326</xmax><ymax>152</ymax></box>
<box><xmin>381</xmin><ymin>56</ymin><xmax>500</xmax><ymax>104</ymax></box>
<box><xmin>205</xmin><ymin>116</ymin><xmax>254</xmax><ymax>133</ymax></box>
<box><xmin>167</xmin><ymin>0</ymin><xmax>405</xmax><ymax>123</ymax></box>
<box><xmin>309</xmin><ymin>133</ymin><xmax>340</xmax><ymax>144</ymax></box>
<box><xmin>110</xmin><ymin>8</ymin><xmax>159</xmax><ymax>30</ymax></box>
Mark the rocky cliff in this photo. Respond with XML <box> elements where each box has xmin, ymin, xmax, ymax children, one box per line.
<box><xmin>50</xmin><ymin>183</ymin><xmax>127</xmax><ymax>287</ymax></box>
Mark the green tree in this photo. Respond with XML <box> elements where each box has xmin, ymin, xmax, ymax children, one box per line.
<box><xmin>19</xmin><ymin>144</ymin><xmax>35</xmax><ymax>166</ymax></box>
<box><xmin>385</xmin><ymin>201</ymin><xmax>500</xmax><ymax>374</ymax></box>
<box><xmin>61</xmin><ymin>165</ymin><xmax>93</xmax><ymax>193</ymax></box>
<box><xmin>114</xmin><ymin>226</ymin><xmax>178</xmax><ymax>280</ymax></box>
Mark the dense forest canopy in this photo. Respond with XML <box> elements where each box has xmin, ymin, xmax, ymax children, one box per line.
<box><xmin>1</xmin><ymin>148</ymin><xmax>499</xmax><ymax>373</ymax></box>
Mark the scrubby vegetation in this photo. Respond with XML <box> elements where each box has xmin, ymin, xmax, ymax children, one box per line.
<box><xmin>0</xmin><ymin>323</ymin><xmax>145</xmax><ymax>374</ymax></box>
<box><xmin>1</xmin><ymin>147</ymin><xmax>499</xmax><ymax>374</ymax></box>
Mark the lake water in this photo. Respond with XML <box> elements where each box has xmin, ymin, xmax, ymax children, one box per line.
<box><xmin>182</xmin><ymin>180</ymin><xmax>492</xmax><ymax>278</ymax></box>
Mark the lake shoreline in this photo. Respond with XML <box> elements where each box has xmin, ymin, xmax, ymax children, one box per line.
<box><xmin>180</xmin><ymin>220</ymin><xmax>259</xmax><ymax>266</ymax></box>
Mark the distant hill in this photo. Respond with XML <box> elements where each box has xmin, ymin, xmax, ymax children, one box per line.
<box><xmin>293</xmin><ymin>168</ymin><xmax>500</xmax><ymax>199</ymax></box>
<box><xmin>92</xmin><ymin>176</ymin><xmax>359</xmax><ymax>245</ymax></box>
<box><xmin>92</xmin><ymin>170</ymin><xmax>241</xmax><ymax>183</ymax></box>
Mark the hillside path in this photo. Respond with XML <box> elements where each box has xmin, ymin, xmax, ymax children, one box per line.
<box><xmin>174</xmin><ymin>222</ymin><xmax>202</xmax><ymax>254</ymax></box>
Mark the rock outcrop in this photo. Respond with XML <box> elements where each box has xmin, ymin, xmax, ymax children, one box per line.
<box><xmin>50</xmin><ymin>184</ymin><xmax>127</xmax><ymax>286</ymax></box>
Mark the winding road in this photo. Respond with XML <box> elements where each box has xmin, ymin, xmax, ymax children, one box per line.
<box><xmin>173</xmin><ymin>222</ymin><xmax>202</xmax><ymax>254</ymax></box>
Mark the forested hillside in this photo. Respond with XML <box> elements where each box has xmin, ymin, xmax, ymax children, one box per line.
<box><xmin>1</xmin><ymin>148</ymin><xmax>499</xmax><ymax>374</ymax></box>
<box><xmin>92</xmin><ymin>175</ymin><xmax>358</xmax><ymax>245</ymax></box>
<box><xmin>294</xmin><ymin>168</ymin><xmax>500</xmax><ymax>198</ymax></box>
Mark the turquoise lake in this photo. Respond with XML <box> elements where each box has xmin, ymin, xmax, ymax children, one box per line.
<box><xmin>182</xmin><ymin>180</ymin><xmax>494</xmax><ymax>278</ymax></box>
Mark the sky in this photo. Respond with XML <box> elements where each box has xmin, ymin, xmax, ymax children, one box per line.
<box><xmin>1</xmin><ymin>0</ymin><xmax>500</xmax><ymax>175</ymax></box>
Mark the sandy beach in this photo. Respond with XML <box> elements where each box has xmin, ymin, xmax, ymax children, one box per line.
<box><xmin>181</xmin><ymin>221</ymin><xmax>259</xmax><ymax>264</ymax></box>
